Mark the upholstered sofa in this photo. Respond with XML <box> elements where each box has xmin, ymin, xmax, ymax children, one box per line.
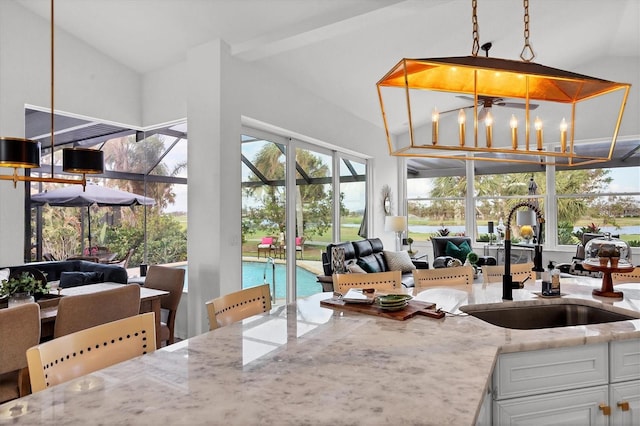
<box><xmin>1</xmin><ymin>260</ymin><xmax>128</xmax><ymax>287</ymax></box>
<box><xmin>317</xmin><ymin>238</ymin><xmax>429</xmax><ymax>291</ymax></box>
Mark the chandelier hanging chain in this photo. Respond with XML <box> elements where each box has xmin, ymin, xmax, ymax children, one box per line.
<box><xmin>471</xmin><ymin>0</ymin><xmax>480</xmax><ymax>56</ymax></box>
<box><xmin>520</xmin><ymin>0</ymin><xmax>536</xmax><ymax>61</ymax></box>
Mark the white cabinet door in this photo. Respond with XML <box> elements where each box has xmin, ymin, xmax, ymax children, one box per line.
<box><xmin>494</xmin><ymin>385</ymin><xmax>609</xmax><ymax>426</ymax></box>
<box><xmin>610</xmin><ymin>380</ymin><xmax>640</xmax><ymax>426</ymax></box>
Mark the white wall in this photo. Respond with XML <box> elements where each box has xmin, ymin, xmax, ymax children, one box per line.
<box><xmin>0</xmin><ymin>2</ymin><xmax>141</xmax><ymax>265</ymax></box>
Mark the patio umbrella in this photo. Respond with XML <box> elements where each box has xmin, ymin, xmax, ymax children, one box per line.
<box><xmin>31</xmin><ymin>183</ymin><xmax>155</xmax><ymax>249</ymax></box>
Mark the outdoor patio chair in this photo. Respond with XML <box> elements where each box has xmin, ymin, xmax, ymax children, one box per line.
<box><xmin>206</xmin><ymin>284</ymin><xmax>272</xmax><ymax>330</ymax></box>
<box><xmin>282</xmin><ymin>236</ymin><xmax>305</xmax><ymax>260</ymax></box>
<box><xmin>108</xmin><ymin>248</ymin><xmax>135</xmax><ymax>268</ymax></box>
<box><xmin>143</xmin><ymin>265</ymin><xmax>185</xmax><ymax>346</ymax></box>
<box><xmin>257</xmin><ymin>236</ymin><xmax>278</xmax><ymax>258</ymax></box>
<box><xmin>27</xmin><ymin>312</ymin><xmax>155</xmax><ymax>393</ymax></box>
<box><xmin>0</xmin><ymin>303</ymin><xmax>41</xmax><ymax>403</ymax></box>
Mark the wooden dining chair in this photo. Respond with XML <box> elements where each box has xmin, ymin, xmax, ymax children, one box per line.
<box><xmin>206</xmin><ymin>284</ymin><xmax>272</xmax><ymax>331</ymax></box>
<box><xmin>143</xmin><ymin>265</ymin><xmax>185</xmax><ymax>346</ymax></box>
<box><xmin>27</xmin><ymin>312</ymin><xmax>155</xmax><ymax>393</ymax></box>
<box><xmin>53</xmin><ymin>284</ymin><xmax>141</xmax><ymax>338</ymax></box>
<box><xmin>0</xmin><ymin>303</ymin><xmax>41</xmax><ymax>403</ymax></box>
<box><xmin>612</xmin><ymin>267</ymin><xmax>640</xmax><ymax>284</ymax></box>
<box><xmin>412</xmin><ymin>266</ymin><xmax>474</xmax><ymax>291</ymax></box>
<box><xmin>483</xmin><ymin>262</ymin><xmax>535</xmax><ymax>285</ymax></box>
<box><xmin>333</xmin><ymin>270</ymin><xmax>403</xmax><ymax>295</ymax></box>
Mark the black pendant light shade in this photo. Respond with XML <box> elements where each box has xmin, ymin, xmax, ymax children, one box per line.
<box><xmin>0</xmin><ymin>137</ymin><xmax>41</xmax><ymax>168</ymax></box>
<box><xmin>63</xmin><ymin>148</ymin><xmax>104</xmax><ymax>174</ymax></box>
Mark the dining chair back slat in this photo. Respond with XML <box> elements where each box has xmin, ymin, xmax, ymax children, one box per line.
<box><xmin>333</xmin><ymin>270</ymin><xmax>403</xmax><ymax>295</ymax></box>
<box><xmin>27</xmin><ymin>312</ymin><xmax>155</xmax><ymax>392</ymax></box>
<box><xmin>483</xmin><ymin>262</ymin><xmax>535</xmax><ymax>285</ymax></box>
<box><xmin>206</xmin><ymin>284</ymin><xmax>272</xmax><ymax>330</ymax></box>
<box><xmin>143</xmin><ymin>265</ymin><xmax>185</xmax><ymax>346</ymax></box>
<box><xmin>412</xmin><ymin>266</ymin><xmax>474</xmax><ymax>290</ymax></box>
<box><xmin>53</xmin><ymin>284</ymin><xmax>141</xmax><ymax>338</ymax></box>
<box><xmin>0</xmin><ymin>303</ymin><xmax>41</xmax><ymax>403</ymax></box>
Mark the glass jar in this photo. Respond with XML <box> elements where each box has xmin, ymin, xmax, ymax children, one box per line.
<box><xmin>8</xmin><ymin>292</ymin><xmax>35</xmax><ymax>307</ymax></box>
<box><xmin>584</xmin><ymin>232</ymin><xmax>631</xmax><ymax>267</ymax></box>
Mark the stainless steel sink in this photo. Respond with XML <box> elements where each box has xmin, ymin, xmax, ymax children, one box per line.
<box><xmin>460</xmin><ymin>303</ymin><xmax>640</xmax><ymax>330</ymax></box>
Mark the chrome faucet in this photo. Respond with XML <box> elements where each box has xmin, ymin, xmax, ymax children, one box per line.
<box><xmin>503</xmin><ymin>201</ymin><xmax>545</xmax><ymax>300</ymax></box>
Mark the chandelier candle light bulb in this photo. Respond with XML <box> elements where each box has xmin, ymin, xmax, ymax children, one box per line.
<box><xmin>432</xmin><ymin>108</ymin><xmax>439</xmax><ymax>145</ymax></box>
<box><xmin>560</xmin><ymin>118</ymin><xmax>568</xmax><ymax>153</ymax></box>
<box><xmin>510</xmin><ymin>114</ymin><xmax>518</xmax><ymax>149</ymax></box>
<box><xmin>484</xmin><ymin>110</ymin><xmax>493</xmax><ymax>148</ymax></box>
<box><xmin>535</xmin><ymin>117</ymin><xmax>543</xmax><ymax>150</ymax></box>
<box><xmin>458</xmin><ymin>109</ymin><xmax>466</xmax><ymax>146</ymax></box>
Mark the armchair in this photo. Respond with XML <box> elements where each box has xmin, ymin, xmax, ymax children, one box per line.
<box><xmin>257</xmin><ymin>236</ymin><xmax>278</xmax><ymax>258</ymax></box>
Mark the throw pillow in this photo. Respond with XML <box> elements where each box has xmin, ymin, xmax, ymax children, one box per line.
<box><xmin>347</xmin><ymin>263</ymin><xmax>367</xmax><ymax>274</ymax></box>
<box><xmin>445</xmin><ymin>240</ymin><xmax>472</xmax><ymax>263</ymax></box>
<box><xmin>331</xmin><ymin>247</ymin><xmax>347</xmax><ymax>274</ymax></box>
<box><xmin>356</xmin><ymin>255</ymin><xmax>382</xmax><ymax>273</ymax></box>
<box><xmin>261</xmin><ymin>237</ymin><xmax>273</xmax><ymax>245</ymax></box>
<box><xmin>59</xmin><ymin>271</ymin><xmax>104</xmax><ymax>288</ymax></box>
<box><xmin>383</xmin><ymin>250</ymin><xmax>416</xmax><ymax>273</ymax></box>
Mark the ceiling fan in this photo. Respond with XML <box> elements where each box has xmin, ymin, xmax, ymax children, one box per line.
<box><xmin>438</xmin><ymin>42</ymin><xmax>538</xmax><ymax>120</ymax></box>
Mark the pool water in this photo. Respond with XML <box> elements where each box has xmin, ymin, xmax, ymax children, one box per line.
<box><xmin>242</xmin><ymin>262</ymin><xmax>322</xmax><ymax>298</ymax></box>
<box><xmin>175</xmin><ymin>262</ymin><xmax>322</xmax><ymax>298</ymax></box>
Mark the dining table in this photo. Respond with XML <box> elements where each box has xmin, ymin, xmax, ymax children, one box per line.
<box><xmin>1</xmin><ymin>277</ymin><xmax>639</xmax><ymax>425</ymax></box>
<box><xmin>38</xmin><ymin>282</ymin><xmax>168</xmax><ymax>349</ymax></box>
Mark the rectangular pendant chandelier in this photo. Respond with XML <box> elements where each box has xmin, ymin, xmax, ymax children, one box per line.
<box><xmin>376</xmin><ymin>55</ymin><xmax>630</xmax><ymax>166</ymax></box>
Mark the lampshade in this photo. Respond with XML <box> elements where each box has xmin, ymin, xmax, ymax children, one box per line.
<box><xmin>63</xmin><ymin>148</ymin><xmax>104</xmax><ymax>174</ymax></box>
<box><xmin>0</xmin><ymin>137</ymin><xmax>41</xmax><ymax>168</ymax></box>
<box><xmin>516</xmin><ymin>210</ymin><xmax>536</xmax><ymax>227</ymax></box>
<box><xmin>385</xmin><ymin>216</ymin><xmax>407</xmax><ymax>233</ymax></box>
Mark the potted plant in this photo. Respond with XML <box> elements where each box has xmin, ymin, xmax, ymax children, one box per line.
<box><xmin>406</xmin><ymin>237</ymin><xmax>414</xmax><ymax>255</ymax></box>
<box><xmin>1</xmin><ymin>272</ymin><xmax>50</xmax><ymax>307</ymax></box>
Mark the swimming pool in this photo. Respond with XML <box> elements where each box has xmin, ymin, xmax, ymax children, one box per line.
<box><xmin>174</xmin><ymin>262</ymin><xmax>322</xmax><ymax>298</ymax></box>
<box><xmin>243</xmin><ymin>261</ymin><xmax>321</xmax><ymax>298</ymax></box>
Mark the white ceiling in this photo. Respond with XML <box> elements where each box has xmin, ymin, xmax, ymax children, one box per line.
<box><xmin>16</xmin><ymin>0</ymin><xmax>640</xmax><ymax>170</ymax></box>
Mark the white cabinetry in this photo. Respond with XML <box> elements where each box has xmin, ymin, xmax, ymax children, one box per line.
<box><xmin>489</xmin><ymin>339</ymin><xmax>640</xmax><ymax>425</ymax></box>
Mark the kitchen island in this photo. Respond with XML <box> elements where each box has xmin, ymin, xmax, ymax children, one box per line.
<box><xmin>1</xmin><ymin>276</ymin><xmax>639</xmax><ymax>425</ymax></box>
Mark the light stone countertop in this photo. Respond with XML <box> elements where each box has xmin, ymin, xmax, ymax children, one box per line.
<box><xmin>1</xmin><ymin>276</ymin><xmax>639</xmax><ymax>425</ymax></box>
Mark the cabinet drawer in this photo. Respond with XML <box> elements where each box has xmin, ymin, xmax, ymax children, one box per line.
<box><xmin>494</xmin><ymin>344</ymin><xmax>608</xmax><ymax>399</ymax></box>
<box><xmin>610</xmin><ymin>339</ymin><xmax>640</xmax><ymax>383</ymax></box>
<box><xmin>493</xmin><ymin>385</ymin><xmax>608</xmax><ymax>426</ymax></box>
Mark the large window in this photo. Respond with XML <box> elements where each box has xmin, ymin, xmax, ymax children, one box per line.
<box><xmin>407</xmin><ymin>176</ymin><xmax>466</xmax><ymax>241</ymax></box>
<box><xmin>556</xmin><ymin>167</ymin><xmax>640</xmax><ymax>246</ymax></box>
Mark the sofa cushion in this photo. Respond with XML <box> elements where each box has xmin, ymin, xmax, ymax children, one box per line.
<box><xmin>384</xmin><ymin>251</ymin><xmax>417</xmax><ymax>273</ymax></box>
<box><xmin>352</xmin><ymin>239</ymin><xmax>373</xmax><ymax>258</ymax></box>
<box><xmin>347</xmin><ymin>263</ymin><xmax>367</xmax><ymax>273</ymax></box>
<box><xmin>59</xmin><ymin>271</ymin><xmax>105</xmax><ymax>288</ymax></box>
<box><xmin>445</xmin><ymin>240</ymin><xmax>472</xmax><ymax>263</ymax></box>
<box><xmin>357</xmin><ymin>254</ymin><xmax>382</xmax><ymax>273</ymax></box>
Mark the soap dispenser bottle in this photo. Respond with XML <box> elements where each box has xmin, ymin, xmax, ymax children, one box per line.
<box><xmin>550</xmin><ymin>262</ymin><xmax>561</xmax><ymax>296</ymax></box>
<box><xmin>542</xmin><ymin>262</ymin><xmax>552</xmax><ymax>296</ymax></box>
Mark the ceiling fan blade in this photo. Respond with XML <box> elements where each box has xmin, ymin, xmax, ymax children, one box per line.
<box><xmin>439</xmin><ymin>104</ymin><xmax>475</xmax><ymax>115</ymax></box>
<box><xmin>496</xmin><ymin>102</ymin><xmax>539</xmax><ymax>110</ymax></box>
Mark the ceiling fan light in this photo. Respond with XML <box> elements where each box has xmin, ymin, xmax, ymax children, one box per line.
<box><xmin>0</xmin><ymin>137</ymin><xmax>41</xmax><ymax>168</ymax></box>
<box><xmin>63</xmin><ymin>148</ymin><xmax>104</xmax><ymax>174</ymax></box>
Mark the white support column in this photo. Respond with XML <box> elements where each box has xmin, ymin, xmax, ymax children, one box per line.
<box><xmin>186</xmin><ymin>39</ymin><xmax>241</xmax><ymax>337</ymax></box>
<box><xmin>465</xmin><ymin>158</ymin><xmax>476</xmax><ymax>242</ymax></box>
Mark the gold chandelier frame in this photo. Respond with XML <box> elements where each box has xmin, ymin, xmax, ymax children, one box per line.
<box><xmin>376</xmin><ymin>0</ymin><xmax>631</xmax><ymax>166</ymax></box>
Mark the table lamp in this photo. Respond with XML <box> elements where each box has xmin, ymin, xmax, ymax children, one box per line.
<box><xmin>385</xmin><ymin>216</ymin><xmax>407</xmax><ymax>252</ymax></box>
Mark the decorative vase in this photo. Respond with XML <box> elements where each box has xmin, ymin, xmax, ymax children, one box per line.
<box><xmin>8</xmin><ymin>292</ymin><xmax>34</xmax><ymax>307</ymax></box>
